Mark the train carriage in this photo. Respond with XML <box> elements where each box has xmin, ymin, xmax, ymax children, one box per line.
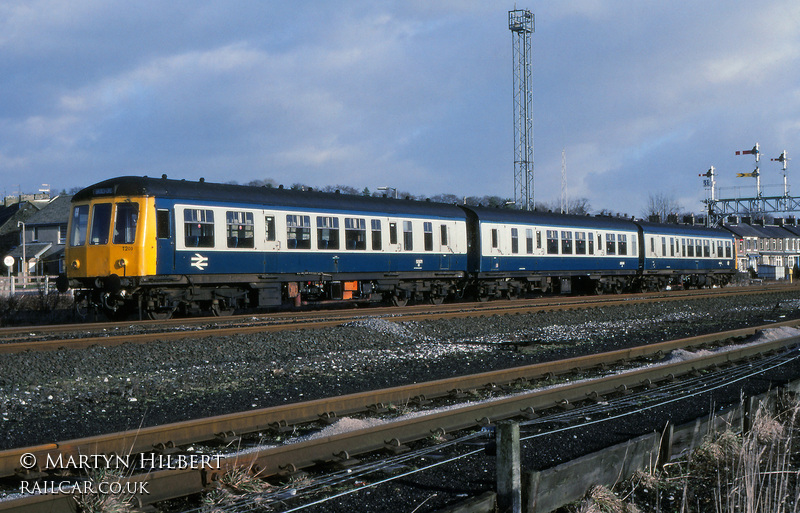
<box><xmin>461</xmin><ymin>207</ymin><xmax>642</xmax><ymax>296</ymax></box>
<box><xmin>61</xmin><ymin>176</ymin><xmax>469</xmax><ymax>318</ymax></box>
<box><xmin>635</xmin><ymin>221</ymin><xmax>735</xmax><ymax>289</ymax></box>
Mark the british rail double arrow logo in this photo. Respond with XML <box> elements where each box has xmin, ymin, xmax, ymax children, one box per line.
<box><xmin>191</xmin><ymin>253</ymin><xmax>209</xmax><ymax>270</ymax></box>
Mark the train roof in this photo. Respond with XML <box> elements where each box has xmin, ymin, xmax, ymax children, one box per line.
<box><xmin>462</xmin><ymin>205</ymin><xmax>639</xmax><ymax>230</ymax></box>
<box><xmin>633</xmin><ymin>220</ymin><xmax>734</xmax><ymax>238</ymax></box>
<box><xmin>72</xmin><ymin>176</ymin><xmax>469</xmax><ymax>220</ymax></box>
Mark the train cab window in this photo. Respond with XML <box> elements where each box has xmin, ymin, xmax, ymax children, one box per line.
<box><xmin>424</xmin><ymin>222</ymin><xmax>433</xmax><ymax>251</ymax></box>
<box><xmin>511</xmin><ymin>228</ymin><xmax>519</xmax><ymax>254</ymax></box>
<box><xmin>317</xmin><ymin>216</ymin><xmax>340</xmax><ymax>250</ymax></box>
<box><xmin>526</xmin><ymin>229</ymin><xmax>534</xmax><ymax>254</ymax></box>
<box><xmin>703</xmin><ymin>240</ymin><xmax>710</xmax><ymax>257</ymax></box>
<box><xmin>618</xmin><ymin>234</ymin><xmax>628</xmax><ymax>255</ymax></box>
<box><xmin>403</xmin><ymin>221</ymin><xmax>413</xmax><ymax>251</ymax></box>
<box><xmin>345</xmin><ymin>218</ymin><xmax>367</xmax><ymax>250</ymax></box>
<box><xmin>371</xmin><ymin>220</ymin><xmax>382</xmax><ymax>250</ymax></box>
<box><xmin>226</xmin><ymin>211</ymin><xmax>254</xmax><ymax>248</ymax></box>
<box><xmin>156</xmin><ymin>209</ymin><xmax>171</xmax><ymax>239</ymax></box>
<box><xmin>70</xmin><ymin>205</ymin><xmax>90</xmax><ymax>246</ymax></box>
<box><xmin>575</xmin><ymin>232</ymin><xmax>586</xmax><ymax>254</ymax></box>
<box><xmin>286</xmin><ymin>215</ymin><xmax>311</xmax><ymax>249</ymax></box>
<box><xmin>90</xmin><ymin>203</ymin><xmax>112</xmax><ymax>245</ymax></box>
<box><xmin>605</xmin><ymin>234</ymin><xmax>616</xmax><ymax>255</ymax></box>
<box><xmin>561</xmin><ymin>231</ymin><xmax>573</xmax><ymax>254</ymax></box>
<box><xmin>440</xmin><ymin>225</ymin><xmax>448</xmax><ymax>247</ymax></box>
<box><xmin>389</xmin><ymin>222</ymin><xmax>398</xmax><ymax>245</ymax></box>
<box><xmin>184</xmin><ymin>209</ymin><xmax>215</xmax><ymax>247</ymax></box>
<box><xmin>491</xmin><ymin>229</ymin><xmax>499</xmax><ymax>249</ymax></box>
<box><xmin>265</xmin><ymin>216</ymin><xmax>276</xmax><ymax>241</ymax></box>
<box><xmin>546</xmin><ymin>230</ymin><xmax>558</xmax><ymax>254</ymax></box>
<box><xmin>113</xmin><ymin>202</ymin><xmax>139</xmax><ymax>244</ymax></box>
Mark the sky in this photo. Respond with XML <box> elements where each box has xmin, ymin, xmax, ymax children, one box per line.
<box><xmin>2</xmin><ymin>1</ymin><xmax>800</xmax><ymax>216</ymax></box>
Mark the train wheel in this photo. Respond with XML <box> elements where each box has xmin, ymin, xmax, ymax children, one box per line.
<box><xmin>211</xmin><ymin>300</ymin><xmax>235</xmax><ymax>316</ymax></box>
<box><xmin>391</xmin><ymin>295</ymin><xmax>408</xmax><ymax>307</ymax></box>
<box><xmin>146</xmin><ymin>308</ymin><xmax>174</xmax><ymax>320</ymax></box>
<box><xmin>428</xmin><ymin>294</ymin><xmax>445</xmax><ymax>305</ymax></box>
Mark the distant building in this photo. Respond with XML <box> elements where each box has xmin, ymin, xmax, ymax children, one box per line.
<box><xmin>3</xmin><ymin>195</ymin><xmax>72</xmax><ymax>276</ymax></box>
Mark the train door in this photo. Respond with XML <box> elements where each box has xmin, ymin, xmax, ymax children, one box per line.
<box><xmin>439</xmin><ymin>224</ymin><xmax>450</xmax><ymax>270</ymax></box>
<box><xmin>156</xmin><ymin>208</ymin><xmax>175</xmax><ymax>273</ymax></box>
<box><xmin>263</xmin><ymin>213</ymin><xmax>280</xmax><ymax>273</ymax></box>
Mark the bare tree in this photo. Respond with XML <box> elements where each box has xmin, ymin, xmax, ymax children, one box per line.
<box><xmin>643</xmin><ymin>192</ymin><xmax>683</xmax><ymax>222</ymax></box>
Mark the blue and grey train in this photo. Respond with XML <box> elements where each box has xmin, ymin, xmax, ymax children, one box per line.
<box><xmin>58</xmin><ymin>176</ymin><xmax>736</xmax><ymax>318</ymax></box>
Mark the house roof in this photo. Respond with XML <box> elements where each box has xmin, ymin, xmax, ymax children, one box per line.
<box><xmin>23</xmin><ymin>195</ymin><xmax>72</xmax><ymax>226</ymax></box>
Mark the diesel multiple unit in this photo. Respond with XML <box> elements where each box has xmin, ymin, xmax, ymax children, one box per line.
<box><xmin>58</xmin><ymin>176</ymin><xmax>736</xmax><ymax>318</ymax></box>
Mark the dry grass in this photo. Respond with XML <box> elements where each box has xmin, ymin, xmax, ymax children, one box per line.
<box><xmin>595</xmin><ymin>398</ymin><xmax>800</xmax><ymax>513</ymax></box>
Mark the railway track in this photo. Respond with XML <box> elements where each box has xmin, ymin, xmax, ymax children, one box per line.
<box><xmin>0</xmin><ymin>283</ymin><xmax>795</xmax><ymax>353</ymax></box>
<box><xmin>2</xmin><ymin>318</ymin><xmax>800</xmax><ymax>512</ymax></box>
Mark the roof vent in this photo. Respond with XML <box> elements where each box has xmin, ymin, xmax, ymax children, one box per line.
<box><xmin>162</xmin><ymin>174</ymin><xmax>168</xmax><ymax>179</ymax></box>
<box><xmin>199</xmin><ymin>177</ymin><xmax>205</xmax><ymax>183</ymax></box>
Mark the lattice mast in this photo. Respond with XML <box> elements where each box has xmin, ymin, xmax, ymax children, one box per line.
<box><xmin>509</xmin><ymin>9</ymin><xmax>534</xmax><ymax>210</ymax></box>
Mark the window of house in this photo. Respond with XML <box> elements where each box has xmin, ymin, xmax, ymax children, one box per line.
<box><xmin>345</xmin><ymin>218</ymin><xmax>367</xmax><ymax>250</ymax></box>
<box><xmin>226</xmin><ymin>211</ymin><xmax>254</xmax><ymax>248</ymax></box>
<box><xmin>286</xmin><ymin>215</ymin><xmax>311</xmax><ymax>249</ymax></box>
<box><xmin>59</xmin><ymin>225</ymin><xmax>67</xmax><ymax>245</ymax></box>
<box><xmin>114</xmin><ymin>202</ymin><xmax>140</xmax><ymax>244</ymax></box>
<box><xmin>317</xmin><ymin>216</ymin><xmax>340</xmax><ymax>250</ymax></box>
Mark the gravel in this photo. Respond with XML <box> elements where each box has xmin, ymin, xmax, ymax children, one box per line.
<box><xmin>2</xmin><ymin>290</ymin><xmax>800</xmax><ymax>511</ymax></box>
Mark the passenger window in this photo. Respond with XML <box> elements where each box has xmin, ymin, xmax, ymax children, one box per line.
<box><xmin>682</xmin><ymin>238</ymin><xmax>686</xmax><ymax>257</ymax></box>
<box><xmin>703</xmin><ymin>240</ymin><xmax>710</xmax><ymax>257</ymax></box>
<box><xmin>113</xmin><ymin>202</ymin><xmax>139</xmax><ymax>244</ymax></box>
<box><xmin>90</xmin><ymin>203</ymin><xmax>112</xmax><ymax>245</ymax></box>
<box><xmin>403</xmin><ymin>221</ymin><xmax>413</xmax><ymax>251</ymax></box>
<box><xmin>371</xmin><ymin>220</ymin><xmax>382</xmax><ymax>250</ymax></box>
<box><xmin>618</xmin><ymin>234</ymin><xmax>627</xmax><ymax>255</ymax></box>
<box><xmin>511</xmin><ymin>228</ymin><xmax>519</xmax><ymax>254</ymax></box>
<box><xmin>440</xmin><ymin>225</ymin><xmax>448</xmax><ymax>247</ymax></box>
<box><xmin>389</xmin><ymin>223</ymin><xmax>398</xmax><ymax>245</ymax></box>
<box><xmin>156</xmin><ymin>209</ymin><xmax>170</xmax><ymax>239</ymax></box>
<box><xmin>536</xmin><ymin>231</ymin><xmax>542</xmax><ymax>249</ymax></box>
<box><xmin>226</xmin><ymin>211</ymin><xmax>254</xmax><ymax>248</ymax></box>
<box><xmin>317</xmin><ymin>216</ymin><xmax>340</xmax><ymax>250</ymax></box>
<box><xmin>526</xmin><ymin>229</ymin><xmax>534</xmax><ymax>254</ymax></box>
<box><xmin>605</xmin><ymin>234</ymin><xmax>616</xmax><ymax>255</ymax></box>
<box><xmin>670</xmin><ymin>237</ymin><xmax>675</xmax><ymax>257</ymax></box>
<box><xmin>345</xmin><ymin>218</ymin><xmax>367</xmax><ymax>250</ymax></box>
<box><xmin>661</xmin><ymin>237</ymin><xmax>666</xmax><ymax>256</ymax></box>
<box><xmin>491</xmin><ymin>228</ymin><xmax>499</xmax><ymax>249</ymax></box>
<box><xmin>424</xmin><ymin>222</ymin><xmax>433</xmax><ymax>251</ymax></box>
<box><xmin>588</xmin><ymin>236</ymin><xmax>594</xmax><ymax>254</ymax></box>
<box><xmin>575</xmin><ymin>232</ymin><xmax>586</xmax><ymax>254</ymax></box>
<box><xmin>70</xmin><ymin>205</ymin><xmax>90</xmax><ymax>246</ymax></box>
<box><xmin>725</xmin><ymin>241</ymin><xmax>732</xmax><ymax>258</ymax></box>
<box><xmin>546</xmin><ymin>230</ymin><xmax>558</xmax><ymax>254</ymax></box>
<box><xmin>265</xmin><ymin>216</ymin><xmax>276</xmax><ymax>242</ymax></box>
<box><xmin>184</xmin><ymin>209</ymin><xmax>215</xmax><ymax>247</ymax></box>
<box><xmin>561</xmin><ymin>231</ymin><xmax>573</xmax><ymax>254</ymax></box>
<box><xmin>286</xmin><ymin>215</ymin><xmax>311</xmax><ymax>249</ymax></box>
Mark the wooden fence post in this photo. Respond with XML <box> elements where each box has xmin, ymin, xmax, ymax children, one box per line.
<box><xmin>497</xmin><ymin>421</ymin><xmax>521</xmax><ymax>513</ymax></box>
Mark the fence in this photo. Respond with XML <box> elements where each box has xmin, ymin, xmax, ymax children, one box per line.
<box><xmin>0</xmin><ymin>275</ymin><xmax>60</xmax><ymax>297</ymax></box>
